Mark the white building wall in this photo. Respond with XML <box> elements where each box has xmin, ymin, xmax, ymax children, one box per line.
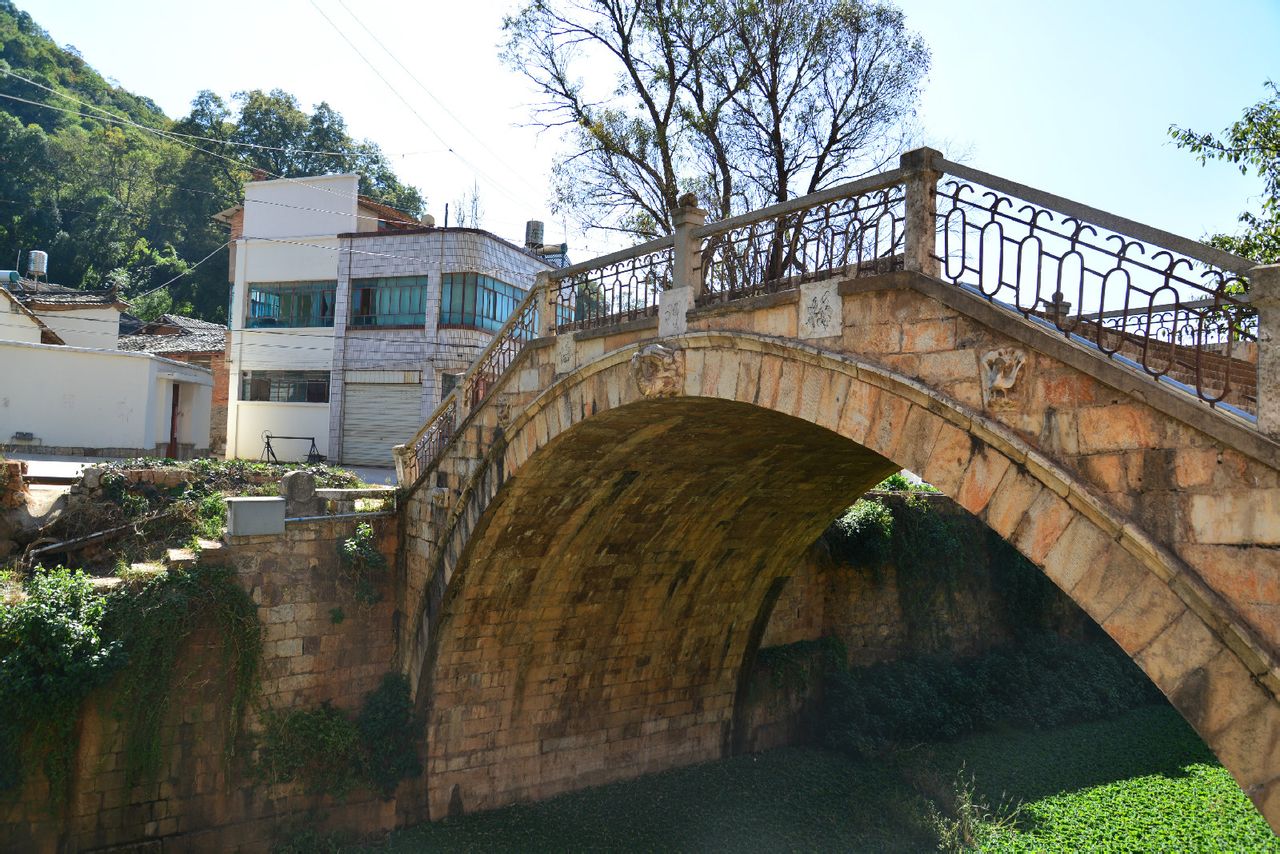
<box><xmin>35</xmin><ymin>306</ymin><xmax>120</xmax><ymax>349</ymax></box>
<box><xmin>0</xmin><ymin>299</ymin><xmax>42</xmax><ymax>344</ymax></box>
<box><xmin>242</xmin><ymin>174</ymin><xmax>359</xmax><ymax>239</ymax></box>
<box><xmin>225</xmin><ymin>176</ymin><xmax>355</xmax><ymax>460</ymax></box>
<box><xmin>0</xmin><ymin>341</ymin><xmax>211</xmax><ymax>452</ymax></box>
<box><xmin>231</xmin><ymin>402</ymin><xmax>331</xmax><ymax>461</ymax></box>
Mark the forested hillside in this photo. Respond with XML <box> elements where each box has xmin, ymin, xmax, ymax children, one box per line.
<box><xmin>0</xmin><ymin>1</ymin><xmax>425</xmax><ymax>321</ymax></box>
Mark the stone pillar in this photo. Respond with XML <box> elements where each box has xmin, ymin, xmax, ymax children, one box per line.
<box><xmin>280</xmin><ymin>470</ymin><xmax>320</xmax><ymax>517</ymax></box>
<box><xmin>900</xmin><ymin>147</ymin><xmax>942</xmax><ymax>279</ymax></box>
<box><xmin>1251</xmin><ymin>264</ymin><xmax>1280</xmax><ymax>438</ymax></box>
<box><xmin>536</xmin><ymin>270</ymin><xmax>556</xmax><ymax>337</ymax></box>
<box><xmin>672</xmin><ymin>193</ymin><xmax>708</xmax><ymax>296</ymax></box>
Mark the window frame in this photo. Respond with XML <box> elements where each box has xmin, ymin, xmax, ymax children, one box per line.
<box><xmin>245</xmin><ymin>281</ymin><xmax>337</xmax><ymax>329</ymax></box>
<box><xmin>439</xmin><ymin>272</ymin><xmax>526</xmax><ymax>333</ymax></box>
<box><xmin>239</xmin><ymin>370</ymin><xmax>331</xmax><ymax>403</ymax></box>
<box><xmin>349</xmin><ymin>275</ymin><xmax>429</xmax><ymax>328</ymax></box>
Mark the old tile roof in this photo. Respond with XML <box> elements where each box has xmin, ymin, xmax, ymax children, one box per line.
<box><xmin>0</xmin><ymin>286</ymin><xmax>66</xmax><ymax>345</ymax></box>
<box><xmin>9</xmin><ymin>278</ymin><xmax>128</xmax><ymax>309</ymax></box>
<box><xmin>117</xmin><ymin>313</ymin><xmax>227</xmax><ymax>355</ymax></box>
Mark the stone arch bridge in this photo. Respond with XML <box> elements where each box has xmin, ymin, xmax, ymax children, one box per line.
<box><xmin>391</xmin><ymin>150</ymin><xmax>1280</xmax><ymax>830</ymax></box>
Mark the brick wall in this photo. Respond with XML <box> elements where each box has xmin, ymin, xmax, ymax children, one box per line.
<box><xmin>0</xmin><ymin>516</ymin><xmax>402</xmax><ymax>853</ymax></box>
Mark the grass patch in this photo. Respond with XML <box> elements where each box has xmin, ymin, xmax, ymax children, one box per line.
<box><xmin>919</xmin><ymin>706</ymin><xmax>1280</xmax><ymax>851</ymax></box>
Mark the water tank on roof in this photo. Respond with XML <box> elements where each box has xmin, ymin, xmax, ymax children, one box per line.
<box><xmin>27</xmin><ymin>250</ymin><xmax>48</xmax><ymax>279</ymax></box>
<box><xmin>0</xmin><ymin>271</ymin><xmax>18</xmax><ymax>284</ymax></box>
<box><xmin>525</xmin><ymin>220</ymin><xmax>544</xmax><ymax>249</ymax></box>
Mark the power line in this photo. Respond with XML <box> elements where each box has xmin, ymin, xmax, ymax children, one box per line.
<box><xmin>0</xmin><ymin>71</ymin><xmax>410</xmax><ymax>218</ymax></box>
<box><xmin>332</xmin><ymin>0</ymin><xmax>544</xmax><ymax>199</ymax></box>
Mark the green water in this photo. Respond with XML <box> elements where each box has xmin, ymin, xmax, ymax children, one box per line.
<box><xmin>333</xmin><ymin>706</ymin><xmax>1276</xmax><ymax>853</ymax></box>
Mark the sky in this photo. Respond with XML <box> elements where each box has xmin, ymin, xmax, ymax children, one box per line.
<box><xmin>11</xmin><ymin>0</ymin><xmax>1279</xmax><ymax>260</ymax></box>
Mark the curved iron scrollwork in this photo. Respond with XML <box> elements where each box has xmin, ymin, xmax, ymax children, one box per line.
<box><xmin>464</xmin><ymin>297</ymin><xmax>541</xmax><ymax>410</ymax></box>
<box><xmin>700</xmin><ymin>185</ymin><xmax>907</xmax><ymax>303</ymax></box>
<box><xmin>933</xmin><ymin>178</ymin><xmax>1256</xmax><ymax>411</ymax></box>
<box><xmin>404</xmin><ymin>396</ymin><xmax>456</xmax><ymax>486</ymax></box>
<box><xmin>553</xmin><ymin>247</ymin><xmax>674</xmax><ymax>332</ymax></box>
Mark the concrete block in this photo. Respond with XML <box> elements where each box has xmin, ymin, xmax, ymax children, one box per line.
<box><xmin>226</xmin><ymin>497</ymin><xmax>286</xmax><ymax>537</ymax></box>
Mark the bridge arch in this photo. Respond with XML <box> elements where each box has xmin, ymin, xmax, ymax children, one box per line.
<box><xmin>412</xmin><ymin>331</ymin><xmax>1280</xmax><ymax>824</ymax></box>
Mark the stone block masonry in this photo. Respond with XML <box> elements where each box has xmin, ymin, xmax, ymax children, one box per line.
<box><xmin>399</xmin><ymin>269</ymin><xmax>1280</xmax><ymax>832</ymax></box>
<box><xmin>0</xmin><ymin>516</ymin><xmax>401</xmax><ymax>853</ymax></box>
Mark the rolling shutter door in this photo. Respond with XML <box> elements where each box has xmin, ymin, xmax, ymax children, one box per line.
<box><xmin>342</xmin><ymin>381</ymin><xmax>424</xmax><ymax>466</ymax></box>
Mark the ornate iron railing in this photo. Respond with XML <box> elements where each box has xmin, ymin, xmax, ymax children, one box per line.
<box><xmin>398</xmin><ymin>284</ymin><xmax>544</xmax><ymax>486</ymax></box>
<box><xmin>550</xmin><ymin>238</ymin><xmax>674</xmax><ymax>331</ymax></box>
<box><xmin>463</xmin><ymin>292</ymin><xmax>541</xmax><ymax>409</ymax></box>
<box><xmin>400</xmin><ymin>395</ymin><xmax>455</xmax><ymax>487</ymax></box>
<box><xmin>697</xmin><ymin>173</ymin><xmax>907</xmax><ymax>303</ymax></box>
<box><xmin>932</xmin><ymin>159</ymin><xmax>1257</xmax><ymax>410</ymax></box>
<box><xmin>396</xmin><ymin>152</ymin><xmax>1268</xmax><ymax>489</ymax></box>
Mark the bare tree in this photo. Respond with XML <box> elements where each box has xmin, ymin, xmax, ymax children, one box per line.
<box><xmin>454</xmin><ymin>181</ymin><xmax>485</xmax><ymax>228</ymax></box>
<box><xmin>503</xmin><ymin>0</ymin><xmax>928</xmax><ymax>239</ymax></box>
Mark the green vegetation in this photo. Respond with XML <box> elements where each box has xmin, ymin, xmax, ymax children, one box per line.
<box><xmin>256</xmin><ymin>673</ymin><xmax>420</xmax><ymax>801</ymax></box>
<box><xmin>345</xmin><ymin>706</ymin><xmax>1274</xmax><ymax>853</ymax></box>
<box><xmin>338</xmin><ymin>522</ymin><xmax>389</xmax><ymax>606</ymax></box>
<box><xmin>0</xmin><ymin>562</ymin><xmax>261</xmax><ymax>803</ymax></box>
<box><xmin>922</xmin><ymin>706</ymin><xmax>1280</xmax><ymax>852</ymax></box>
<box><xmin>1171</xmin><ymin>81</ymin><xmax>1280</xmax><ymax>265</ymax></box>
<box><xmin>824</xmin><ymin>490</ymin><xmax>1063</xmax><ymax>647</ymax></box>
<box><xmin>0</xmin><ymin>566</ymin><xmax>114</xmax><ymax>803</ymax></box>
<box><xmin>822</xmin><ymin>635</ymin><xmax>1161</xmax><ymax>759</ymax></box>
<box><xmin>104</xmin><ymin>563</ymin><xmax>261</xmax><ymax>786</ymax></box>
<box><xmin>0</xmin><ymin>1</ymin><xmax>423</xmax><ymax>320</ymax></box>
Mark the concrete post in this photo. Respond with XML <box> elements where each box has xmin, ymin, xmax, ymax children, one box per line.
<box><xmin>536</xmin><ymin>270</ymin><xmax>556</xmax><ymax>337</ymax></box>
<box><xmin>1251</xmin><ymin>264</ymin><xmax>1280</xmax><ymax>438</ymax></box>
<box><xmin>900</xmin><ymin>147</ymin><xmax>942</xmax><ymax>279</ymax></box>
<box><xmin>392</xmin><ymin>444</ymin><xmax>410</xmax><ymax>485</ymax></box>
<box><xmin>672</xmin><ymin>193</ymin><xmax>708</xmax><ymax>296</ymax></box>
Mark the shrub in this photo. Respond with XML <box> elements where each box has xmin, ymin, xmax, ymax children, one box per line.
<box><xmin>822</xmin><ymin>636</ymin><xmax>1162</xmax><ymax>759</ymax></box>
<box><xmin>0</xmin><ymin>567</ymin><xmax>117</xmax><ymax>798</ymax></box>
<box><xmin>256</xmin><ymin>672</ymin><xmax>421</xmax><ymax>800</ymax></box>
<box><xmin>825</xmin><ymin>499</ymin><xmax>894</xmax><ymax>566</ymax></box>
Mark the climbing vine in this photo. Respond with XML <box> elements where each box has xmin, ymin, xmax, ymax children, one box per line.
<box><xmin>104</xmin><ymin>564</ymin><xmax>262</xmax><ymax>786</ymax></box>
<box><xmin>255</xmin><ymin>673</ymin><xmax>421</xmax><ymax>800</ymax></box>
<box><xmin>338</xmin><ymin>523</ymin><xmax>388</xmax><ymax>606</ymax></box>
<box><xmin>0</xmin><ymin>563</ymin><xmax>262</xmax><ymax>804</ymax></box>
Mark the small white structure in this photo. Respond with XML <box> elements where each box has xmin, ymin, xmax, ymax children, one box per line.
<box><xmin>0</xmin><ymin>278</ymin><xmax>214</xmax><ymax>458</ymax></box>
<box><xmin>221</xmin><ymin>174</ymin><xmax>562</xmax><ymax>467</ymax></box>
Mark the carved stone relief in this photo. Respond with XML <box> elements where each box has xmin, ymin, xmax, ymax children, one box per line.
<box><xmin>981</xmin><ymin>347</ymin><xmax>1026</xmax><ymax>409</ymax></box>
<box><xmin>555</xmin><ymin>332</ymin><xmax>576</xmax><ymax>375</ymax></box>
<box><xmin>658</xmin><ymin>287</ymin><xmax>691</xmax><ymax>337</ymax></box>
<box><xmin>631</xmin><ymin>343</ymin><xmax>685</xmax><ymax>398</ymax></box>
<box><xmin>798</xmin><ymin>281</ymin><xmax>841</xmax><ymax>339</ymax></box>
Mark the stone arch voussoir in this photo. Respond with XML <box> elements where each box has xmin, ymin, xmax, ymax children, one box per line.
<box><xmin>415</xmin><ymin>330</ymin><xmax>1280</xmax><ymax>826</ymax></box>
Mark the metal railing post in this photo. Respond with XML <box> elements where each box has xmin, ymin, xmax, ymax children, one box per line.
<box><xmin>900</xmin><ymin>147</ymin><xmax>942</xmax><ymax>278</ymax></box>
<box><xmin>1251</xmin><ymin>264</ymin><xmax>1280</xmax><ymax>438</ymax></box>
<box><xmin>672</xmin><ymin>193</ymin><xmax>708</xmax><ymax>296</ymax></box>
<box><xmin>536</xmin><ymin>270</ymin><xmax>556</xmax><ymax>337</ymax></box>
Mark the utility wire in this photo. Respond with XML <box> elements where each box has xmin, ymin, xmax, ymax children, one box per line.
<box><xmin>333</xmin><ymin>0</ymin><xmax>543</xmax><ymax>198</ymax></box>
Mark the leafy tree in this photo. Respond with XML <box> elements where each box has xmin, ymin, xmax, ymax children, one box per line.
<box><xmin>503</xmin><ymin>0</ymin><xmax>928</xmax><ymax>238</ymax></box>
<box><xmin>0</xmin><ymin>1</ymin><xmax>427</xmax><ymax>321</ymax></box>
<box><xmin>230</xmin><ymin>88</ymin><xmax>424</xmax><ymax>217</ymax></box>
<box><xmin>1170</xmin><ymin>82</ymin><xmax>1280</xmax><ymax>264</ymax></box>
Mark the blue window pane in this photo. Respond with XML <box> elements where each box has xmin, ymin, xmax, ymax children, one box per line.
<box><xmin>439</xmin><ymin>273</ymin><xmax>526</xmax><ymax>332</ymax></box>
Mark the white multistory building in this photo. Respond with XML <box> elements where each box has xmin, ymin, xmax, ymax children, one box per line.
<box><xmin>221</xmin><ymin>174</ymin><xmax>562</xmax><ymax>467</ymax></box>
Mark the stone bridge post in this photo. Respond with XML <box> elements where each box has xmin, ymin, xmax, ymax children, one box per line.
<box><xmin>900</xmin><ymin>147</ymin><xmax>942</xmax><ymax>279</ymax></box>
<box><xmin>536</xmin><ymin>270</ymin><xmax>556</xmax><ymax>338</ymax></box>
<box><xmin>1253</xmin><ymin>264</ymin><xmax>1280</xmax><ymax>438</ymax></box>
<box><xmin>660</xmin><ymin>193</ymin><xmax>708</xmax><ymax>336</ymax></box>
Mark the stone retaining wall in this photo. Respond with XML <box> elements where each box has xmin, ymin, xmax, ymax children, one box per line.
<box><xmin>0</xmin><ymin>516</ymin><xmax>402</xmax><ymax>853</ymax></box>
